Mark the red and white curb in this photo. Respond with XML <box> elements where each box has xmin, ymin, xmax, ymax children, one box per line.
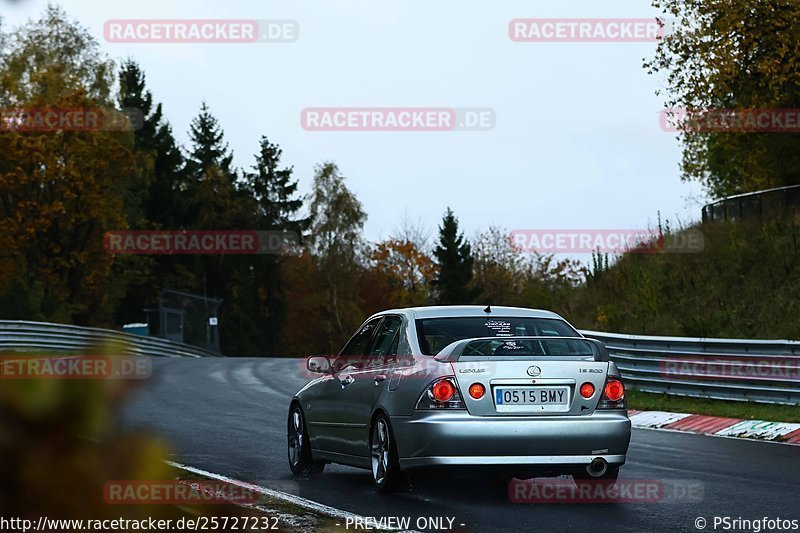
<box><xmin>628</xmin><ymin>410</ymin><xmax>800</xmax><ymax>445</ymax></box>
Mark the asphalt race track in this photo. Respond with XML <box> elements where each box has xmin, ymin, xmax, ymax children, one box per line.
<box><xmin>121</xmin><ymin>358</ymin><xmax>800</xmax><ymax>533</ymax></box>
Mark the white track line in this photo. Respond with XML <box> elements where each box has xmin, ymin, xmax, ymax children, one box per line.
<box><xmin>168</xmin><ymin>461</ymin><xmax>421</xmax><ymax>531</ymax></box>
<box><xmin>629</xmin><ymin>410</ymin><xmax>692</xmax><ymax>428</ymax></box>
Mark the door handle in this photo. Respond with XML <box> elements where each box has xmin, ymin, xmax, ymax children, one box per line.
<box><xmin>374</xmin><ymin>374</ymin><xmax>387</xmax><ymax>385</ymax></box>
<box><xmin>340</xmin><ymin>375</ymin><xmax>355</xmax><ymax>388</ymax></box>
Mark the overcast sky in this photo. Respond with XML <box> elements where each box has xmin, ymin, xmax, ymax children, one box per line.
<box><xmin>2</xmin><ymin>0</ymin><xmax>708</xmax><ymax>251</ymax></box>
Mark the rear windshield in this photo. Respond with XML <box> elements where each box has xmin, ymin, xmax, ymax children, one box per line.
<box><xmin>461</xmin><ymin>338</ymin><xmax>595</xmax><ymax>357</ymax></box>
<box><xmin>415</xmin><ymin>317</ymin><xmax>579</xmax><ymax>355</ymax></box>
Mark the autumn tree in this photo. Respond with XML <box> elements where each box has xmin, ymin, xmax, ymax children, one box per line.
<box><xmin>646</xmin><ymin>0</ymin><xmax>800</xmax><ymax>197</ymax></box>
<box><xmin>304</xmin><ymin>162</ymin><xmax>367</xmax><ymax>353</ymax></box>
<box><xmin>0</xmin><ymin>6</ymin><xmax>139</xmax><ymax>324</ymax></box>
<box><xmin>370</xmin><ymin>239</ymin><xmax>436</xmax><ymax>308</ymax></box>
<box><xmin>391</xmin><ymin>211</ymin><xmax>432</xmax><ymax>253</ymax></box>
<box><xmin>469</xmin><ymin>227</ymin><xmax>529</xmax><ymax>305</ymax></box>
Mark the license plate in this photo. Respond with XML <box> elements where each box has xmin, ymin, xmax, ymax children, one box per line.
<box><xmin>494</xmin><ymin>386</ymin><xmax>570</xmax><ymax>412</ymax></box>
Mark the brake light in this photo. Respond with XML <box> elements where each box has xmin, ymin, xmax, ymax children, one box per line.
<box><xmin>579</xmin><ymin>382</ymin><xmax>595</xmax><ymax>399</ymax></box>
<box><xmin>468</xmin><ymin>383</ymin><xmax>485</xmax><ymax>399</ymax></box>
<box><xmin>604</xmin><ymin>379</ymin><xmax>625</xmax><ymax>401</ymax></box>
<box><xmin>597</xmin><ymin>377</ymin><xmax>626</xmax><ymax>409</ymax></box>
<box><xmin>432</xmin><ymin>379</ymin><xmax>456</xmax><ymax>402</ymax></box>
<box><xmin>415</xmin><ymin>377</ymin><xmax>466</xmax><ymax>410</ymax></box>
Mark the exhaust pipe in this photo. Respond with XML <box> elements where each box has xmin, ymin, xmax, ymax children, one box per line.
<box><xmin>585</xmin><ymin>458</ymin><xmax>608</xmax><ymax>478</ymax></box>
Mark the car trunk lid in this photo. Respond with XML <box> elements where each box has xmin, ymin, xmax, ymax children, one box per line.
<box><xmin>439</xmin><ymin>337</ymin><xmax>610</xmax><ymax>417</ymax></box>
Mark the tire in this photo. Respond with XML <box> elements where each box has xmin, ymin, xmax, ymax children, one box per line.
<box><xmin>572</xmin><ymin>467</ymin><xmax>619</xmax><ymax>489</ymax></box>
<box><xmin>370</xmin><ymin>414</ymin><xmax>405</xmax><ymax>493</ymax></box>
<box><xmin>287</xmin><ymin>404</ymin><xmax>325</xmax><ymax>476</ymax></box>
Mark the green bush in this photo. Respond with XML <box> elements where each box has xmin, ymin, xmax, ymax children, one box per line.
<box><xmin>570</xmin><ymin>219</ymin><xmax>800</xmax><ymax>340</ymax></box>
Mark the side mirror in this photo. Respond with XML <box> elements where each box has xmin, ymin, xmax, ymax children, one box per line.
<box><xmin>307</xmin><ymin>356</ymin><xmax>331</xmax><ymax>374</ymax></box>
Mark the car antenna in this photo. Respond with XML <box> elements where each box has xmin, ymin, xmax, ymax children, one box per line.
<box><xmin>484</xmin><ymin>289</ymin><xmax>495</xmax><ymax>313</ymax></box>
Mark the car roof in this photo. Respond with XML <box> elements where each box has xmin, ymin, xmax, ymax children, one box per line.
<box><xmin>370</xmin><ymin>305</ymin><xmax>564</xmax><ymax>321</ymax></box>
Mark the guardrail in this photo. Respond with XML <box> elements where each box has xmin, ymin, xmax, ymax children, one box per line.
<box><xmin>580</xmin><ymin>330</ymin><xmax>800</xmax><ymax>405</ymax></box>
<box><xmin>2</xmin><ymin>321</ymin><xmax>798</xmax><ymax>403</ymax></box>
<box><xmin>0</xmin><ymin>320</ymin><xmax>220</xmax><ymax>358</ymax></box>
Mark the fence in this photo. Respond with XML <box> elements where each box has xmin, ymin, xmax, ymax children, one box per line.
<box><xmin>0</xmin><ymin>320</ymin><xmax>220</xmax><ymax>358</ymax></box>
<box><xmin>581</xmin><ymin>330</ymin><xmax>800</xmax><ymax>405</ymax></box>
<box><xmin>2</xmin><ymin>320</ymin><xmax>798</xmax><ymax>404</ymax></box>
<box><xmin>701</xmin><ymin>184</ymin><xmax>800</xmax><ymax>223</ymax></box>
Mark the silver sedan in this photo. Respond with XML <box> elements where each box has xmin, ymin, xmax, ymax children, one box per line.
<box><xmin>287</xmin><ymin>306</ymin><xmax>631</xmax><ymax>492</ymax></box>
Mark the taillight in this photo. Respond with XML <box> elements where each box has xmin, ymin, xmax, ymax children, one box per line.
<box><xmin>597</xmin><ymin>377</ymin><xmax>626</xmax><ymax>409</ymax></box>
<box><xmin>416</xmin><ymin>377</ymin><xmax>466</xmax><ymax>410</ymax></box>
<box><xmin>579</xmin><ymin>382</ymin><xmax>595</xmax><ymax>399</ymax></box>
<box><xmin>468</xmin><ymin>383</ymin><xmax>485</xmax><ymax>399</ymax></box>
<box><xmin>432</xmin><ymin>379</ymin><xmax>456</xmax><ymax>402</ymax></box>
<box><xmin>604</xmin><ymin>379</ymin><xmax>625</xmax><ymax>401</ymax></box>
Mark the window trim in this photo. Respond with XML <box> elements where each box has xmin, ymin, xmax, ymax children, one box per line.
<box><xmin>337</xmin><ymin>316</ymin><xmax>385</xmax><ymax>362</ymax></box>
<box><xmin>365</xmin><ymin>314</ymin><xmax>404</xmax><ymax>369</ymax></box>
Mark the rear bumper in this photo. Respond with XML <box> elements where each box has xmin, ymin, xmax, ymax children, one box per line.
<box><xmin>391</xmin><ymin>409</ymin><xmax>631</xmax><ymax>470</ymax></box>
<box><xmin>399</xmin><ymin>454</ymin><xmax>627</xmax><ymax>469</ymax></box>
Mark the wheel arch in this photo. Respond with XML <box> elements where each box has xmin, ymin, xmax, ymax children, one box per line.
<box><xmin>288</xmin><ymin>398</ymin><xmax>318</xmax><ymax>447</ymax></box>
<box><xmin>288</xmin><ymin>397</ymin><xmax>302</xmax><ymax>411</ymax></box>
<box><xmin>369</xmin><ymin>407</ymin><xmax>389</xmax><ymax>431</ymax></box>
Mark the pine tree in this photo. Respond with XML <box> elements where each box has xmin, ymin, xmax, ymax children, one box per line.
<box><xmin>183</xmin><ymin>104</ymin><xmax>255</xmax><ymax>354</ymax></box>
<box><xmin>186</xmin><ymin>102</ymin><xmax>234</xmax><ymax>181</ymax></box>
<box><xmin>118</xmin><ymin>59</ymin><xmax>187</xmax><ymax>228</ymax></box>
<box><xmin>433</xmin><ymin>208</ymin><xmax>475</xmax><ymax>304</ymax></box>
<box><xmin>243</xmin><ymin>137</ymin><xmax>309</xmax><ymax>355</ymax></box>
<box><xmin>245</xmin><ymin>137</ymin><xmax>308</xmax><ymax>233</ymax></box>
<box><xmin>184</xmin><ymin>103</ymin><xmax>243</xmax><ymax>229</ymax></box>
<box><xmin>114</xmin><ymin>60</ymin><xmax>190</xmax><ymax>326</ymax></box>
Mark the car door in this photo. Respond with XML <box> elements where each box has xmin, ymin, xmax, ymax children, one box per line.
<box><xmin>306</xmin><ymin>317</ymin><xmax>382</xmax><ymax>457</ymax></box>
<box><xmin>343</xmin><ymin>315</ymin><xmax>403</xmax><ymax>458</ymax></box>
